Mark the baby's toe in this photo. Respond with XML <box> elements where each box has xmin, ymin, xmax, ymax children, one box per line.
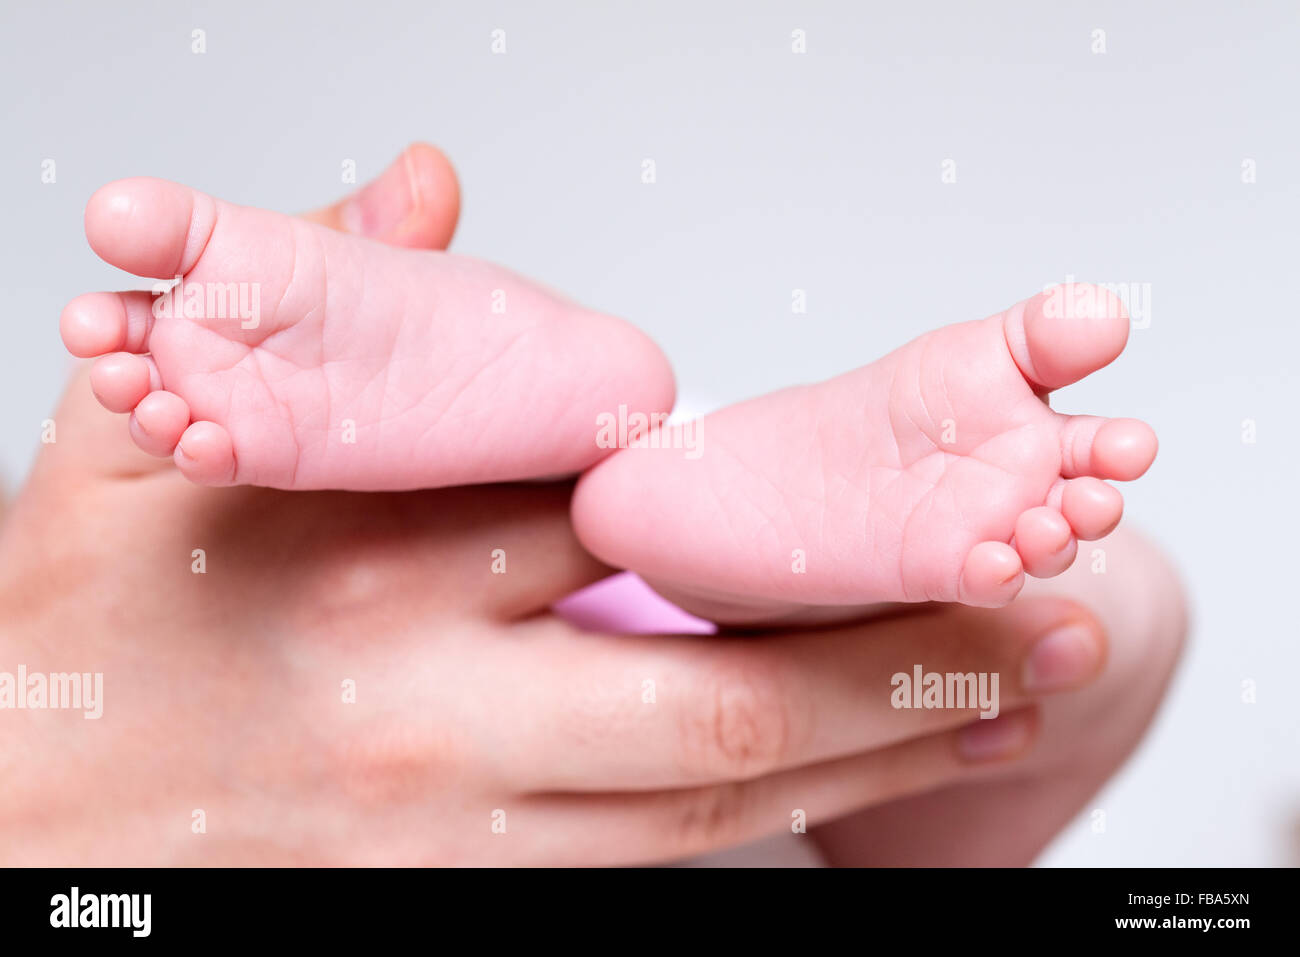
<box><xmin>84</xmin><ymin>178</ymin><xmax>218</xmax><ymax>279</ymax></box>
<box><xmin>174</xmin><ymin>421</ymin><xmax>236</xmax><ymax>486</ymax></box>
<box><xmin>1006</xmin><ymin>282</ymin><xmax>1130</xmax><ymax>391</ymax></box>
<box><xmin>1059</xmin><ymin>415</ymin><xmax>1158</xmax><ymax>481</ymax></box>
<box><xmin>128</xmin><ymin>390</ymin><xmax>190</xmax><ymax>457</ymax></box>
<box><xmin>1060</xmin><ymin>477</ymin><xmax>1124</xmax><ymax>540</ymax></box>
<box><xmin>1014</xmin><ymin>506</ymin><xmax>1077</xmax><ymax>579</ymax></box>
<box><xmin>61</xmin><ymin>291</ymin><xmax>156</xmax><ymax>358</ymax></box>
<box><xmin>90</xmin><ymin>353</ymin><xmax>158</xmax><ymax>413</ymax></box>
<box><xmin>957</xmin><ymin>541</ymin><xmax>1024</xmax><ymax>607</ymax></box>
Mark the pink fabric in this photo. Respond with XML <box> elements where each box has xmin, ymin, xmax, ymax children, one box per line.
<box><xmin>552</xmin><ymin>572</ymin><xmax>716</xmax><ymax>635</ymax></box>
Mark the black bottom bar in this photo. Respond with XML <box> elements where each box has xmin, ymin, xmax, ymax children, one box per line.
<box><xmin>0</xmin><ymin>866</ymin><xmax>1279</xmax><ymax>944</ymax></box>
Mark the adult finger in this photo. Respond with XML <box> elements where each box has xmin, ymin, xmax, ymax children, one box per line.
<box><xmin>514</xmin><ymin>708</ymin><xmax>1039</xmax><ymax>866</ymax></box>
<box><xmin>472</xmin><ymin>597</ymin><xmax>1105</xmax><ymax>791</ymax></box>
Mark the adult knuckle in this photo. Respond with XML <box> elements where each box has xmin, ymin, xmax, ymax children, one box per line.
<box><xmin>680</xmin><ymin>658</ymin><xmax>790</xmax><ymax>780</ymax></box>
<box><xmin>671</xmin><ymin>781</ymin><xmax>752</xmax><ymax>853</ymax></box>
<box><xmin>333</xmin><ymin>716</ymin><xmax>466</xmax><ymax>809</ymax></box>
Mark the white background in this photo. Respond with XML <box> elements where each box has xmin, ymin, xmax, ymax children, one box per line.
<box><xmin>1</xmin><ymin>0</ymin><xmax>1296</xmax><ymax>864</ymax></box>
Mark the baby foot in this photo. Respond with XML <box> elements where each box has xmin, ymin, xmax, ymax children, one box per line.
<box><xmin>61</xmin><ymin>178</ymin><xmax>674</xmax><ymax>489</ymax></box>
<box><xmin>572</xmin><ymin>284</ymin><xmax>1156</xmax><ymax>609</ymax></box>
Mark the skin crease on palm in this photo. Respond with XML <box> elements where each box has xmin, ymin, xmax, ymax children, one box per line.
<box><xmin>2</xmin><ymin>145</ymin><xmax>1184</xmax><ymax>866</ymax></box>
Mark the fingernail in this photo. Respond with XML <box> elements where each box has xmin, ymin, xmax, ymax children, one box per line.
<box><xmin>958</xmin><ymin>710</ymin><xmax>1034</xmax><ymax>762</ymax></box>
<box><xmin>1022</xmin><ymin>624</ymin><xmax>1102</xmax><ymax>692</ymax></box>
<box><xmin>341</xmin><ymin>152</ymin><xmax>417</xmax><ymax>238</ymax></box>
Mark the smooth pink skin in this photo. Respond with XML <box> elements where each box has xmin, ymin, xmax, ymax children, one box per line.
<box><xmin>573</xmin><ymin>283</ymin><xmax>1158</xmax><ymax>609</ymax></box>
<box><xmin>1059</xmin><ymin>476</ymin><xmax>1123</xmax><ymax>540</ymax></box>
<box><xmin>1005</xmin><ymin>285</ymin><xmax>1131</xmax><ymax>390</ymax></box>
<box><xmin>1060</xmin><ymin>416</ymin><xmax>1159</xmax><ymax>480</ymax></box>
<box><xmin>958</xmin><ymin>541</ymin><xmax>1024</xmax><ymax>607</ymax></box>
<box><xmin>61</xmin><ymin>290</ymin><xmax>155</xmax><ymax>358</ymax></box>
<box><xmin>128</xmin><ymin>391</ymin><xmax>189</xmax><ymax>457</ymax></box>
<box><xmin>174</xmin><ymin>420</ymin><xmax>235</xmax><ymax>485</ymax></box>
<box><xmin>88</xmin><ymin>352</ymin><xmax>153</xmax><ymax>413</ymax></box>
<box><xmin>65</xmin><ymin>177</ymin><xmax>675</xmax><ymax>490</ymax></box>
<box><xmin>1013</xmin><ymin>507</ymin><xmax>1077</xmax><ymax>579</ymax></box>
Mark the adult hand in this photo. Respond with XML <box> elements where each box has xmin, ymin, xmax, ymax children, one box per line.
<box><xmin>0</xmin><ymin>390</ymin><xmax>1104</xmax><ymax>864</ymax></box>
<box><xmin>0</xmin><ymin>149</ymin><xmax>1108</xmax><ymax>864</ymax></box>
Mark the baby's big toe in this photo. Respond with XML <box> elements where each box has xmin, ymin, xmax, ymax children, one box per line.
<box><xmin>1007</xmin><ymin>282</ymin><xmax>1130</xmax><ymax>392</ymax></box>
<box><xmin>85</xmin><ymin>178</ymin><xmax>218</xmax><ymax>279</ymax></box>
